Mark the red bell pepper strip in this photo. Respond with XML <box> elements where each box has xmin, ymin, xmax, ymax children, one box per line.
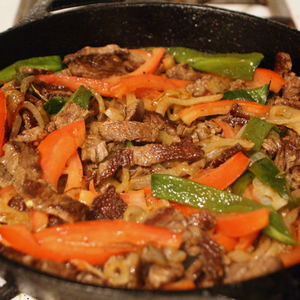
<box><xmin>127</xmin><ymin>47</ymin><xmax>165</xmax><ymax>76</ymax></box>
<box><xmin>214</xmin><ymin>208</ymin><xmax>270</xmax><ymax>237</ymax></box>
<box><xmin>0</xmin><ymin>89</ymin><xmax>6</xmax><ymax>157</ymax></box>
<box><xmin>179</xmin><ymin>100</ymin><xmax>270</xmax><ymax>126</ymax></box>
<box><xmin>0</xmin><ymin>224</ymin><xmax>136</xmax><ymax>265</ymax></box>
<box><xmin>212</xmin><ymin>118</ymin><xmax>236</xmax><ymax>138</ymax></box>
<box><xmin>36</xmin><ymin>74</ymin><xmax>115</xmax><ymax>97</ymax></box>
<box><xmin>34</xmin><ymin>219</ymin><xmax>183</xmax><ymax>249</ymax></box>
<box><xmin>251</xmin><ymin>68</ymin><xmax>286</xmax><ymax>93</ymax></box>
<box><xmin>191</xmin><ymin>151</ymin><xmax>250</xmax><ymax>190</ymax></box>
<box><xmin>63</xmin><ymin>150</ymin><xmax>83</xmax><ymax>192</ymax></box>
<box><xmin>37</xmin><ymin>120</ymin><xmax>86</xmax><ymax>189</ymax></box>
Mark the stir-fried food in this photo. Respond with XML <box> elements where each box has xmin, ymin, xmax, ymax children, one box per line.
<box><xmin>0</xmin><ymin>45</ymin><xmax>299</xmax><ymax>290</ymax></box>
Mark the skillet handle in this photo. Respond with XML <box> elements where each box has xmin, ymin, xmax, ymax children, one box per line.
<box><xmin>14</xmin><ymin>0</ymin><xmax>158</xmax><ymax>27</ymax></box>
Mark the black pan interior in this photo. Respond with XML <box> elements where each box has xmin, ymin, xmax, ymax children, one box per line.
<box><xmin>0</xmin><ymin>1</ymin><xmax>300</xmax><ymax>300</ymax></box>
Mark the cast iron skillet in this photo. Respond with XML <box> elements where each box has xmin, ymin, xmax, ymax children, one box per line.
<box><xmin>0</xmin><ymin>1</ymin><xmax>300</xmax><ymax>299</ymax></box>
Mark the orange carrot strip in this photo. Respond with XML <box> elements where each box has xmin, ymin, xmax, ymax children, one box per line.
<box><xmin>34</xmin><ymin>219</ymin><xmax>183</xmax><ymax>249</ymax></box>
<box><xmin>37</xmin><ymin>120</ymin><xmax>86</xmax><ymax>188</ymax></box>
<box><xmin>179</xmin><ymin>100</ymin><xmax>270</xmax><ymax>126</ymax></box>
<box><xmin>163</xmin><ymin>280</ymin><xmax>196</xmax><ymax>291</ymax></box>
<box><xmin>0</xmin><ymin>224</ymin><xmax>136</xmax><ymax>265</ymax></box>
<box><xmin>36</xmin><ymin>74</ymin><xmax>115</xmax><ymax>97</ymax></box>
<box><xmin>169</xmin><ymin>201</ymin><xmax>202</xmax><ymax>216</ymax></box>
<box><xmin>215</xmin><ymin>208</ymin><xmax>270</xmax><ymax>237</ymax></box>
<box><xmin>208</xmin><ymin>230</ymin><xmax>238</xmax><ymax>253</ymax></box>
<box><xmin>234</xmin><ymin>231</ymin><xmax>260</xmax><ymax>251</ymax></box>
<box><xmin>30</xmin><ymin>210</ymin><xmax>49</xmax><ymax>233</ymax></box>
<box><xmin>109</xmin><ymin>74</ymin><xmax>179</xmax><ymax>98</ymax></box>
<box><xmin>192</xmin><ymin>151</ymin><xmax>250</xmax><ymax>190</ymax></box>
<box><xmin>126</xmin><ymin>47</ymin><xmax>165</xmax><ymax>76</ymax></box>
<box><xmin>63</xmin><ymin>151</ymin><xmax>83</xmax><ymax>192</ymax></box>
<box><xmin>212</xmin><ymin>118</ymin><xmax>236</xmax><ymax>138</ymax></box>
<box><xmin>251</xmin><ymin>68</ymin><xmax>286</xmax><ymax>93</ymax></box>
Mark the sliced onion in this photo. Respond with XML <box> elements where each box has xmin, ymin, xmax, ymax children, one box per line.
<box><xmin>10</xmin><ymin>113</ymin><xmax>22</xmax><ymax>137</ymax></box>
<box><xmin>20</xmin><ymin>75</ymin><xmax>37</xmax><ymax>94</ymax></box>
<box><xmin>22</xmin><ymin>101</ymin><xmax>45</xmax><ymax>129</ymax></box>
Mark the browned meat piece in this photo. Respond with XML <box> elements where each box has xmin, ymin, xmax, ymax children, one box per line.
<box><xmin>87</xmin><ymin>148</ymin><xmax>133</xmax><ymax>185</ymax></box>
<box><xmin>274</xmin><ymin>130</ymin><xmax>300</xmax><ymax>189</ymax></box>
<box><xmin>0</xmin><ymin>164</ymin><xmax>12</xmax><ymax>188</ymax></box>
<box><xmin>262</xmin><ymin>135</ymin><xmax>283</xmax><ymax>157</ymax></box>
<box><xmin>129</xmin><ymin>165</ymin><xmax>152</xmax><ymax>179</ymax></box>
<box><xmin>18</xmin><ymin>179</ymin><xmax>89</xmax><ymax>223</ymax></box>
<box><xmin>96</xmin><ymin>120</ymin><xmax>159</xmax><ymax>143</ymax></box>
<box><xmin>274</xmin><ymin>52</ymin><xmax>292</xmax><ymax>75</ymax></box>
<box><xmin>186</xmin><ymin>75</ymin><xmax>229</xmax><ymax>97</ymax></box>
<box><xmin>19</xmin><ymin>66</ymin><xmax>54</xmax><ymax>76</ymax></box>
<box><xmin>81</xmin><ymin>134</ymin><xmax>108</xmax><ymax>164</ymax></box>
<box><xmin>229</xmin><ymin>79</ymin><xmax>248</xmax><ymax>90</ymax></box>
<box><xmin>131</xmin><ymin>138</ymin><xmax>204</xmax><ymax>167</ymax></box>
<box><xmin>210</xmin><ymin>144</ymin><xmax>244</xmax><ymax>168</ymax></box>
<box><xmin>166</xmin><ymin>61</ymin><xmax>202</xmax><ymax>81</ymax></box>
<box><xmin>63</xmin><ymin>44</ymin><xmax>143</xmax><ymax>79</ymax></box>
<box><xmin>176</xmin><ymin>123</ymin><xmax>196</xmax><ymax>138</ymax></box>
<box><xmin>144</xmin><ymin>207</ymin><xmax>187</xmax><ymax>232</ymax></box>
<box><xmin>8</xmin><ymin>195</ymin><xmax>27</xmax><ymax>212</ymax></box>
<box><xmin>282</xmin><ymin>72</ymin><xmax>300</xmax><ymax>101</ymax></box>
<box><xmin>87</xmin><ymin>139</ymin><xmax>203</xmax><ymax>186</ymax></box>
<box><xmin>272</xmin><ymin>96</ymin><xmax>300</xmax><ymax>110</ymax></box>
<box><xmin>182</xmin><ymin>226</ymin><xmax>224</xmax><ymax>288</ymax></box>
<box><xmin>87</xmin><ymin>185</ymin><xmax>127</xmax><ymax>220</ymax></box>
<box><xmin>0</xmin><ymin>141</ymin><xmax>42</xmax><ymax>186</ymax></box>
<box><xmin>194</xmin><ymin>120</ymin><xmax>222</xmax><ymax>140</ymax></box>
<box><xmin>186</xmin><ymin>210</ymin><xmax>216</xmax><ymax>231</ymax></box>
<box><xmin>143</xmin><ymin>110</ymin><xmax>178</xmax><ymax>136</ymax></box>
<box><xmin>222</xmin><ymin>103</ymin><xmax>250</xmax><ymax>127</ymax></box>
<box><xmin>46</xmin><ymin>102</ymin><xmax>90</xmax><ymax>132</ymax></box>
<box><xmin>34</xmin><ymin>80</ymin><xmax>73</xmax><ymax>100</ymax></box>
<box><xmin>11</xmin><ymin>126</ymin><xmax>48</xmax><ymax>144</ymax></box>
<box><xmin>125</xmin><ymin>98</ymin><xmax>145</xmax><ymax>121</ymax></box>
<box><xmin>223</xmin><ymin>256</ymin><xmax>283</xmax><ymax>285</ymax></box>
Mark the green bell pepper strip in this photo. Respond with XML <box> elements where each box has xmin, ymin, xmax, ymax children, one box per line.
<box><xmin>0</xmin><ymin>56</ymin><xmax>64</xmax><ymax>83</ymax></box>
<box><xmin>248</xmin><ymin>152</ymin><xmax>299</xmax><ymax>208</ymax></box>
<box><xmin>241</xmin><ymin>117</ymin><xmax>275</xmax><ymax>153</ymax></box>
<box><xmin>166</xmin><ymin>47</ymin><xmax>264</xmax><ymax>80</ymax></box>
<box><xmin>221</xmin><ymin>84</ymin><xmax>269</xmax><ymax>105</ymax></box>
<box><xmin>151</xmin><ymin>174</ymin><xmax>297</xmax><ymax>245</ymax></box>
<box><xmin>44</xmin><ymin>85</ymin><xmax>92</xmax><ymax>115</ymax></box>
<box><xmin>232</xmin><ymin>171</ymin><xmax>255</xmax><ymax>197</ymax></box>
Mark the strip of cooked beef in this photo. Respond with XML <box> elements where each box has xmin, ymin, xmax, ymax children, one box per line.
<box><xmin>0</xmin><ymin>141</ymin><xmax>42</xmax><ymax>187</ymax></box>
<box><xmin>182</xmin><ymin>225</ymin><xmax>224</xmax><ymax>288</ymax></box>
<box><xmin>81</xmin><ymin>134</ymin><xmax>108</xmax><ymax>164</ymax></box>
<box><xmin>281</xmin><ymin>72</ymin><xmax>300</xmax><ymax>101</ymax></box>
<box><xmin>87</xmin><ymin>139</ymin><xmax>204</xmax><ymax>185</ymax></box>
<box><xmin>131</xmin><ymin>138</ymin><xmax>204</xmax><ymax>167</ymax></box>
<box><xmin>125</xmin><ymin>98</ymin><xmax>145</xmax><ymax>121</ymax></box>
<box><xmin>19</xmin><ymin>66</ymin><xmax>54</xmax><ymax>76</ymax></box>
<box><xmin>144</xmin><ymin>207</ymin><xmax>187</xmax><ymax>232</ymax></box>
<box><xmin>166</xmin><ymin>61</ymin><xmax>202</xmax><ymax>81</ymax></box>
<box><xmin>11</xmin><ymin>126</ymin><xmax>48</xmax><ymax>144</ymax></box>
<box><xmin>8</xmin><ymin>195</ymin><xmax>27</xmax><ymax>212</ymax></box>
<box><xmin>194</xmin><ymin>120</ymin><xmax>222</xmax><ymax>140</ymax></box>
<box><xmin>186</xmin><ymin>210</ymin><xmax>216</xmax><ymax>231</ymax></box>
<box><xmin>95</xmin><ymin>120</ymin><xmax>159</xmax><ymax>143</ymax></box>
<box><xmin>186</xmin><ymin>75</ymin><xmax>229</xmax><ymax>97</ymax></box>
<box><xmin>33</xmin><ymin>80</ymin><xmax>73</xmax><ymax>100</ymax></box>
<box><xmin>63</xmin><ymin>44</ymin><xmax>144</xmax><ymax>79</ymax></box>
<box><xmin>274</xmin><ymin>129</ymin><xmax>300</xmax><ymax>189</ymax></box>
<box><xmin>210</xmin><ymin>144</ymin><xmax>245</xmax><ymax>168</ymax></box>
<box><xmin>223</xmin><ymin>256</ymin><xmax>283</xmax><ymax>285</ymax></box>
<box><xmin>274</xmin><ymin>52</ymin><xmax>292</xmax><ymax>76</ymax></box>
<box><xmin>143</xmin><ymin>110</ymin><xmax>178</xmax><ymax>137</ymax></box>
<box><xmin>222</xmin><ymin>103</ymin><xmax>250</xmax><ymax>127</ymax></box>
<box><xmin>87</xmin><ymin>185</ymin><xmax>127</xmax><ymax>220</ymax></box>
<box><xmin>18</xmin><ymin>179</ymin><xmax>89</xmax><ymax>223</ymax></box>
<box><xmin>46</xmin><ymin>101</ymin><xmax>90</xmax><ymax>132</ymax></box>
